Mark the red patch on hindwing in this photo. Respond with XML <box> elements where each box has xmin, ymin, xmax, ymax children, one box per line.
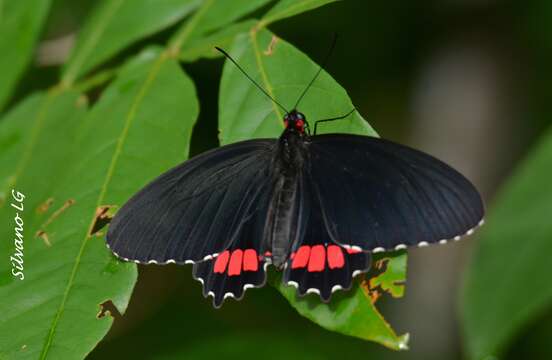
<box><xmin>307</xmin><ymin>245</ymin><xmax>326</xmax><ymax>272</ymax></box>
<box><xmin>213</xmin><ymin>249</ymin><xmax>262</xmax><ymax>276</ymax></box>
<box><xmin>289</xmin><ymin>244</ymin><xmax>354</xmax><ymax>271</ymax></box>
<box><xmin>327</xmin><ymin>245</ymin><xmax>345</xmax><ymax>269</ymax></box>
<box><xmin>292</xmin><ymin>246</ymin><xmax>310</xmax><ymax>269</ymax></box>
<box><xmin>228</xmin><ymin>250</ymin><xmax>243</xmax><ymax>276</ymax></box>
<box><xmin>214</xmin><ymin>250</ymin><xmax>230</xmax><ymax>273</ymax></box>
<box><xmin>243</xmin><ymin>249</ymin><xmax>258</xmax><ymax>271</ymax></box>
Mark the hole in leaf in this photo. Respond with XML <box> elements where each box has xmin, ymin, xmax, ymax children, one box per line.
<box><xmin>90</xmin><ymin>205</ymin><xmax>115</xmax><ymax>236</ymax></box>
<box><xmin>363</xmin><ymin>254</ymin><xmax>407</xmax><ymax>303</ymax></box>
<box><xmin>97</xmin><ymin>300</ymin><xmax>122</xmax><ymax>319</ymax></box>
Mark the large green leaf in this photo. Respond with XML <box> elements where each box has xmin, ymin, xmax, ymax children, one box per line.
<box><xmin>219</xmin><ymin>29</ymin><xmax>375</xmax><ymax>142</ymax></box>
<box><xmin>178</xmin><ymin>0</ymin><xmax>340</xmax><ymax>62</ymax></box>
<box><xmin>0</xmin><ymin>0</ymin><xmax>52</xmax><ymax>111</ymax></box>
<box><xmin>180</xmin><ymin>19</ymin><xmax>257</xmax><ymax>62</ymax></box>
<box><xmin>171</xmin><ymin>0</ymin><xmax>271</xmax><ymax>43</ymax></box>
<box><xmin>462</xmin><ymin>127</ymin><xmax>552</xmax><ymax>359</ymax></box>
<box><xmin>272</xmin><ymin>251</ymin><xmax>409</xmax><ymax>350</ymax></box>
<box><xmin>259</xmin><ymin>0</ymin><xmax>339</xmax><ymax>27</ymax></box>
<box><xmin>0</xmin><ymin>48</ymin><xmax>199</xmax><ymax>359</ymax></box>
<box><xmin>218</xmin><ymin>28</ymin><xmax>407</xmax><ymax>350</ymax></box>
<box><xmin>61</xmin><ymin>0</ymin><xmax>201</xmax><ymax>85</ymax></box>
<box><xmin>171</xmin><ymin>0</ymin><xmax>271</xmax><ymax>57</ymax></box>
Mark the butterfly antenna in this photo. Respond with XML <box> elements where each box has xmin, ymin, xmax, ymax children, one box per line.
<box><xmin>293</xmin><ymin>33</ymin><xmax>338</xmax><ymax>110</ymax></box>
<box><xmin>215</xmin><ymin>46</ymin><xmax>289</xmax><ymax>115</ymax></box>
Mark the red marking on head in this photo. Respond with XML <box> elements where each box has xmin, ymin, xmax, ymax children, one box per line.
<box><xmin>291</xmin><ymin>246</ymin><xmax>310</xmax><ymax>269</ymax></box>
<box><xmin>284</xmin><ymin>120</ymin><xmax>289</xmax><ymax>127</ymax></box>
<box><xmin>243</xmin><ymin>249</ymin><xmax>258</xmax><ymax>271</ymax></box>
<box><xmin>213</xmin><ymin>250</ymin><xmax>230</xmax><ymax>273</ymax></box>
<box><xmin>296</xmin><ymin>119</ymin><xmax>305</xmax><ymax>133</ymax></box>
<box><xmin>264</xmin><ymin>251</ymin><xmax>272</xmax><ymax>257</ymax></box>
<box><xmin>327</xmin><ymin>245</ymin><xmax>345</xmax><ymax>269</ymax></box>
<box><xmin>346</xmin><ymin>247</ymin><xmax>362</xmax><ymax>254</ymax></box>
<box><xmin>228</xmin><ymin>250</ymin><xmax>243</xmax><ymax>276</ymax></box>
<box><xmin>308</xmin><ymin>245</ymin><xmax>326</xmax><ymax>272</ymax></box>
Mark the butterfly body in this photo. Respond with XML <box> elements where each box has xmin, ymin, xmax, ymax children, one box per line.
<box><xmin>267</xmin><ymin>110</ymin><xmax>309</xmax><ymax>268</ymax></box>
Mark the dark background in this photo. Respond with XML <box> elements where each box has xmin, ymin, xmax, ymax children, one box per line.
<box><xmin>13</xmin><ymin>0</ymin><xmax>552</xmax><ymax>359</ymax></box>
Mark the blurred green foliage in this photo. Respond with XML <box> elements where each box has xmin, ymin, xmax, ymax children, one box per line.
<box><xmin>463</xmin><ymin>127</ymin><xmax>552</xmax><ymax>359</ymax></box>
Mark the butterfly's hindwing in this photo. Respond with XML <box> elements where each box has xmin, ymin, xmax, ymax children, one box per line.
<box><xmin>193</xmin><ymin>251</ymin><xmax>269</xmax><ymax>308</ymax></box>
<box><xmin>284</xmin><ymin>185</ymin><xmax>371</xmax><ymax>301</ymax></box>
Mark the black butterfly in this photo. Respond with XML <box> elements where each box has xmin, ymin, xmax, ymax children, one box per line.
<box><xmin>106</xmin><ymin>45</ymin><xmax>484</xmax><ymax>308</ymax></box>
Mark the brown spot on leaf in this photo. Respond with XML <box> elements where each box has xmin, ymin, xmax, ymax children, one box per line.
<box><xmin>90</xmin><ymin>205</ymin><xmax>115</xmax><ymax>236</ymax></box>
<box><xmin>97</xmin><ymin>300</ymin><xmax>122</xmax><ymax>319</ymax></box>
<box><xmin>35</xmin><ymin>199</ymin><xmax>76</xmax><ymax>242</ymax></box>
<box><xmin>40</xmin><ymin>199</ymin><xmax>75</xmax><ymax>228</ymax></box>
<box><xmin>263</xmin><ymin>35</ymin><xmax>279</xmax><ymax>56</ymax></box>
<box><xmin>36</xmin><ymin>197</ymin><xmax>54</xmax><ymax>214</ymax></box>
<box><xmin>35</xmin><ymin>230</ymin><xmax>51</xmax><ymax>247</ymax></box>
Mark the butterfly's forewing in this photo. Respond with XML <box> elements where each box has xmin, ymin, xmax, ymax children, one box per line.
<box><xmin>106</xmin><ymin>139</ymin><xmax>276</xmax><ymax>264</ymax></box>
<box><xmin>306</xmin><ymin>134</ymin><xmax>484</xmax><ymax>252</ymax></box>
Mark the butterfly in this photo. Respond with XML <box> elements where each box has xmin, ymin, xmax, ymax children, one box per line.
<box><xmin>106</xmin><ymin>45</ymin><xmax>484</xmax><ymax>308</ymax></box>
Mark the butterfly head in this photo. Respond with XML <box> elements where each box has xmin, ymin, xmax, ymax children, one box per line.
<box><xmin>284</xmin><ymin>110</ymin><xmax>307</xmax><ymax>134</ymax></box>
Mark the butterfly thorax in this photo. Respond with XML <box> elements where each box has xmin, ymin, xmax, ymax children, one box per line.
<box><xmin>266</xmin><ymin>129</ymin><xmax>308</xmax><ymax>268</ymax></box>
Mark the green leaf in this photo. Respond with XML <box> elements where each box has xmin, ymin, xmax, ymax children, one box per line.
<box><xmin>62</xmin><ymin>0</ymin><xmax>201</xmax><ymax>85</ymax></box>
<box><xmin>271</xmin><ymin>275</ymin><xmax>409</xmax><ymax>350</ymax></box>
<box><xmin>462</xmin><ymin>127</ymin><xmax>552</xmax><ymax>359</ymax></box>
<box><xmin>260</xmin><ymin>0</ymin><xmax>339</xmax><ymax>27</ymax></box>
<box><xmin>0</xmin><ymin>48</ymin><xmax>199</xmax><ymax>359</ymax></box>
<box><xmin>0</xmin><ymin>0</ymin><xmax>52</xmax><ymax>111</ymax></box>
<box><xmin>0</xmin><ymin>93</ymin><xmax>44</xmax><ymax>204</ymax></box>
<box><xmin>170</xmin><ymin>0</ymin><xmax>271</xmax><ymax>55</ymax></box>
<box><xmin>178</xmin><ymin>0</ymin><xmax>342</xmax><ymax>62</ymax></box>
<box><xmin>219</xmin><ymin>29</ymin><xmax>375</xmax><ymax>143</ymax></box>
<box><xmin>218</xmin><ymin>28</ymin><xmax>407</xmax><ymax>350</ymax></box>
<box><xmin>179</xmin><ymin>19</ymin><xmax>257</xmax><ymax>62</ymax></box>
